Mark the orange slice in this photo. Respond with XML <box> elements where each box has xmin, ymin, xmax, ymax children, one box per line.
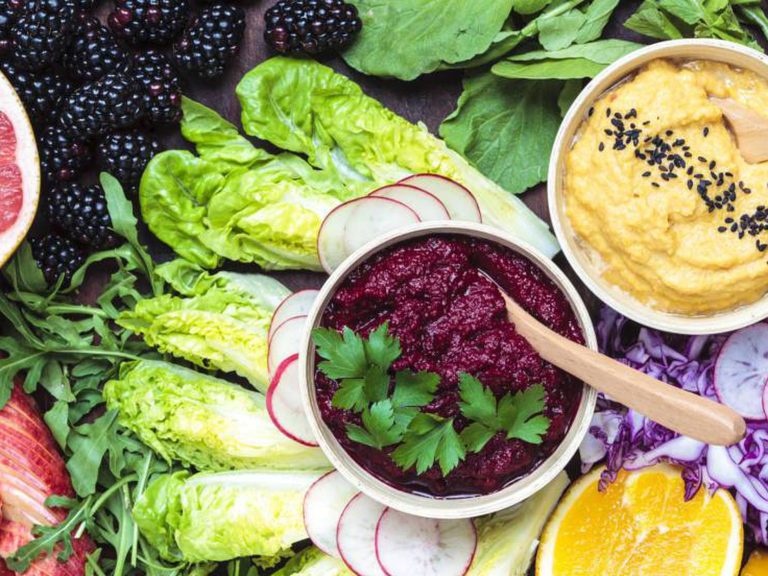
<box><xmin>743</xmin><ymin>549</ymin><xmax>768</xmax><ymax>575</ymax></box>
<box><xmin>536</xmin><ymin>464</ymin><xmax>743</xmax><ymax>576</ymax></box>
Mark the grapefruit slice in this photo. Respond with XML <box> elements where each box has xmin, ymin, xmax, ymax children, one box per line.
<box><xmin>0</xmin><ymin>69</ymin><xmax>40</xmax><ymax>267</ymax></box>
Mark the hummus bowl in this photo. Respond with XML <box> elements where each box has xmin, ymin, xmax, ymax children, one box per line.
<box><xmin>549</xmin><ymin>40</ymin><xmax>768</xmax><ymax>335</ymax></box>
<box><xmin>299</xmin><ymin>222</ymin><xmax>597</xmax><ymax>519</ymax></box>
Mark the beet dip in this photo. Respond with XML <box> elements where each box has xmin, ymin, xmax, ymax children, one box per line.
<box><xmin>316</xmin><ymin>235</ymin><xmax>584</xmax><ymax>497</ymax></box>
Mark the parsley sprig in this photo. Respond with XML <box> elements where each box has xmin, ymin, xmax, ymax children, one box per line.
<box><xmin>312</xmin><ymin>324</ymin><xmax>551</xmax><ymax>478</ymax></box>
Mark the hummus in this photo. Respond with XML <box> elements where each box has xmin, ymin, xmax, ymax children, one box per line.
<box><xmin>565</xmin><ymin>59</ymin><xmax>768</xmax><ymax>314</ymax></box>
<box><xmin>317</xmin><ymin>235</ymin><xmax>583</xmax><ymax>497</ymax></box>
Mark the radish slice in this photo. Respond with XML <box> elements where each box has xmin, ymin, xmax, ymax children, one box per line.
<box><xmin>343</xmin><ymin>197</ymin><xmax>420</xmax><ymax>256</ymax></box>
<box><xmin>337</xmin><ymin>494</ymin><xmax>387</xmax><ymax>576</ymax></box>
<box><xmin>375</xmin><ymin>510</ymin><xmax>476</xmax><ymax>576</ymax></box>
<box><xmin>399</xmin><ymin>174</ymin><xmax>481</xmax><ymax>222</ymax></box>
<box><xmin>714</xmin><ymin>323</ymin><xmax>768</xmax><ymax>420</ymax></box>
<box><xmin>268</xmin><ymin>315</ymin><xmax>307</xmax><ymax>377</ymax></box>
<box><xmin>266</xmin><ymin>354</ymin><xmax>318</xmax><ymax>446</ymax></box>
<box><xmin>269</xmin><ymin>290</ymin><xmax>319</xmax><ymax>341</ymax></box>
<box><xmin>317</xmin><ymin>201</ymin><xmax>357</xmax><ymax>274</ymax></box>
<box><xmin>370</xmin><ymin>184</ymin><xmax>450</xmax><ymax>221</ymax></box>
<box><xmin>304</xmin><ymin>471</ymin><xmax>360</xmax><ymax>558</ymax></box>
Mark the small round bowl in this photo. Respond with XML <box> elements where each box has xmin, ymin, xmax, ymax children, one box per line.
<box><xmin>548</xmin><ymin>39</ymin><xmax>768</xmax><ymax>335</ymax></box>
<box><xmin>299</xmin><ymin>222</ymin><xmax>597</xmax><ymax>519</ymax></box>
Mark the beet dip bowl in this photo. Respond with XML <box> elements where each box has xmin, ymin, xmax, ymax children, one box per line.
<box><xmin>299</xmin><ymin>222</ymin><xmax>597</xmax><ymax>518</ymax></box>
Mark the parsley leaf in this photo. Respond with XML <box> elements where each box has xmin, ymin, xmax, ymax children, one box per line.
<box><xmin>500</xmin><ymin>384</ymin><xmax>551</xmax><ymax>444</ymax></box>
<box><xmin>347</xmin><ymin>400</ymin><xmax>406</xmax><ymax>449</ymax></box>
<box><xmin>392</xmin><ymin>413</ymin><xmax>465</xmax><ymax>476</ymax></box>
<box><xmin>364</xmin><ymin>365</ymin><xmax>390</xmax><ymax>403</ymax></box>
<box><xmin>364</xmin><ymin>322</ymin><xmax>401</xmax><ymax>371</ymax></box>
<box><xmin>331</xmin><ymin>378</ymin><xmax>367</xmax><ymax>412</ymax></box>
<box><xmin>457</xmin><ymin>373</ymin><xmax>498</xmax><ymax>427</ymax></box>
<box><xmin>460</xmin><ymin>422</ymin><xmax>497</xmax><ymax>453</ymax></box>
<box><xmin>313</xmin><ymin>326</ymin><xmax>368</xmax><ymax>379</ymax></box>
<box><xmin>392</xmin><ymin>370</ymin><xmax>439</xmax><ymax>409</ymax></box>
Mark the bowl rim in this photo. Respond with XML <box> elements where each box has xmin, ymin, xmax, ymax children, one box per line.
<box><xmin>548</xmin><ymin>39</ymin><xmax>768</xmax><ymax>335</ymax></box>
<box><xmin>299</xmin><ymin>221</ymin><xmax>598</xmax><ymax>519</ymax></box>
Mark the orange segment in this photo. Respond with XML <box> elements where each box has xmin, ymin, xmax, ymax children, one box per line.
<box><xmin>536</xmin><ymin>464</ymin><xmax>743</xmax><ymax>576</ymax></box>
<box><xmin>743</xmin><ymin>549</ymin><xmax>768</xmax><ymax>575</ymax></box>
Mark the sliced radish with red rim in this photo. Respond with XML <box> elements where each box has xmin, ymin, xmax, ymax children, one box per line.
<box><xmin>375</xmin><ymin>509</ymin><xmax>476</xmax><ymax>576</ymax></box>
<box><xmin>370</xmin><ymin>184</ymin><xmax>450</xmax><ymax>221</ymax></box>
<box><xmin>343</xmin><ymin>197</ymin><xmax>420</xmax><ymax>256</ymax></box>
<box><xmin>714</xmin><ymin>323</ymin><xmax>768</xmax><ymax>420</ymax></box>
<box><xmin>269</xmin><ymin>290</ymin><xmax>319</xmax><ymax>341</ymax></box>
<box><xmin>266</xmin><ymin>354</ymin><xmax>317</xmax><ymax>446</ymax></box>
<box><xmin>399</xmin><ymin>174</ymin><xmax>481</xmax><ymax>223</ymax></box>
<box><xmin>337</xmin><ymin>494</ymin><xmax>387</xmax><ymax>576</ymax></box>
<box><xmin>268</xmin><ymin>315</ymin><xmax>307</xmax><ymax>377</ymax></box>
<box><xmin>303</xmin><ymin>470</ymin><xmax>360</xmax><ymax>558</ymax></box>
<box><xmin>317</xmin><ymin>201</ymin><xmax>356</xmax><ymax>274</ymax></box>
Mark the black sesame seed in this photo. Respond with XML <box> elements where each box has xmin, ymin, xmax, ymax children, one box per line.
<box><xmin>704</xmin><ymin>127</ymin><xmax>710</xmax><ymax>137</ymax></box>
<box><xmin>652</xmin><ymin>182</ymin><xmax>660</xmax><ymax>188</ymax></box>
<box><xmin>643</xmin><ymin>171</ymin><xmax>651</xmax><ymax>177</ymax></box>
<box><xmin>599</xmin><ymin>142</ymin><xmax>605</xmax><ymax>152</ymax></box>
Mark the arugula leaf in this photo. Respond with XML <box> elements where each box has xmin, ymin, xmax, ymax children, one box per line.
<box><xmin>500</xmin><ymin>384</ymin><xmax>551</xmax><ymax>444</ymax></box>
<box><xmin>313</xmin><ymin>326</ymin><xmax>368</xmax><ymax>379</ymax></box>
<box><xmin>363</xmin><ymin>322</ymin><xmax>401</xmax><ymax>372</ymax></box>
<box><xmin>392</xmin><ymin>370</ymin><xmax>439</xmax><ymax>409</ymax></box>
<box><xmin>67</xmin><ymin>410</ymin><xmax>120</xmax><ymax>496</ymax></box>
<box><xmin>392</xmin><ymin>413</ymin><xmax>465</xmax><ymax>476</ymax></box>
<box><xmin>537</xmin><ymin>7</ymin><xmax>587</xmax><ymax>50</ymax></box>
<box><xmin>575</xmin><ymin>0</ymin><xmax>621</xmax><ymax>43</ymax></box>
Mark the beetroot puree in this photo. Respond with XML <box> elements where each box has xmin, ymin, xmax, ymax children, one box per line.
<box><xmin>317</xmin><ymin>235</ymin><xmax>584</xmax><ymax>497</ymax></box>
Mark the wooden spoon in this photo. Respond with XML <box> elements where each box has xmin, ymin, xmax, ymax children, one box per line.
<box><xmin>711</xmin><ymin>97</ymin><xmax>768</xmax><ymax>164</ymax></box>
<box><xmin>498</xmin><ymin>290</ymin><xmax>746</xmax><ymax>446</ymax></box>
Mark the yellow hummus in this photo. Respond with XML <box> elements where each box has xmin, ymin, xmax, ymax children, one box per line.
<box><xmin>565</xmin><ymin>59</ymin><xmax>768</xmax><ymax>314</ymax></box>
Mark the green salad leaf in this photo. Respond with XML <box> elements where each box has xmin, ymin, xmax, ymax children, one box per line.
<box><xmin>342</xmin><ymin>0</ymin><xmax>515</xmax><ymax>80</ymax></box>
<box><xmin>133</xmin><ymin>469</ymin><xmax>323</xmax><ymax>562</ymax></box>
<box><xmin>237</xmin><ymin>57</ymin><xmax>559</xmax><ymax>257</ymax></box>
<box><xmin>272</xmin><ymin>547</ymin><xmax>353</xmax><ymax>576</ymax></box>
<box><xmin>104</xmin><ymin>359</ymin><xmax>330</xmax><ymax>471</ymax></box>
<box><xmin>118</xmin><ymin>260</ymin><xmax>289</xmax><ymax>390</ymax></box>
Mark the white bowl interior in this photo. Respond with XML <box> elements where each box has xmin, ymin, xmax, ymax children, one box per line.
<box><xmin>549</xmin><ymin>40</ymin><xmax>768</xmax><ymax>335</ymax></box>
<box><xmin>300</xmin><ymin>222</ymin><xmax>597</xmax><ymax>519</ymax></box>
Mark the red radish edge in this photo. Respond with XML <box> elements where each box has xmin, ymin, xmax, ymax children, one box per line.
<box><xmin>369</xmin><ymin>184</ymin><xmax>450</xmax><ymax>221</ymax></box>
<box><xmin>336</xmin><ymin>494</ymin><xmax>388</xmax><ymax>576</ymax></box>
<box><xmin>267</xmin><ymin>314</ymin><xmax>308</xmax><ymax>349</ymax></box>
<box><xmin>267</xmin><ymin>315</ymin><xmax>308</xmax><ymax>376</ymax></box>
<box><xmin>266</xmin><ymin>354</ymin><xmax>318</xmax><ymax>447</ymax></box>
<box><xmin>303</xmin><ymin>470</ymin><xmax>360</xmax><ymax>558</ymax></box>
<box><xmin>269</xmin><ymin>290</ymin><xmax>319</xmax><ymax>341</ymax></box>
<box><xmin>399</xmin><ymin>174</ymin><xmax>481</xmax><ymax>222</ymax></box>
<box><xmin>317</xmin><ymin>200</ymin><xmax>357</xmax><ymax>274</ymax></box>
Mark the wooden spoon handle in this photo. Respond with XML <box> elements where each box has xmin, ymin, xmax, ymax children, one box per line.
<box><xmin>515</xmin><ymin>313</ymin><xmax>746</xmax><ymax>446</ymax></box>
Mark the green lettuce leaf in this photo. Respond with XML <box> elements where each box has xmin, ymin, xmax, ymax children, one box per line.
<box><xmin>236</xmin><ymin>57</ymin><xmax>559</xmax><ymax>258</ymax></box>
<box><xmin>118</xmin><ymin>263</ymin><xmax>289</xmax><ymax>389</ymax></box>
<box><xmin>341</xmin><ymin>0</ymin><xmax>515</xmax><ymax>80</ymax></box>
<box><xmin>103</xmin><ymin>360</ymin><xmax>329</xmax><ymax>471</ymax></box>
<box><xmin>272</xmin><ymin>547</ymin><xmax>353</xmax><ymax>576</ymax></box>
<box><xmin>467</xmin><ymin>471</ymin><xmax>568</xmax><ymax>575</ymax></box>
<box><xmin>133</xmin><ymin>469</ymin><xmax>322</xmax><ymax>562</ymax></box>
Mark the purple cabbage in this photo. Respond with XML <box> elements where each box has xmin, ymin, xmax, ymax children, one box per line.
<box><xmin>582</xmin><ymin>307</ymin><xmax>768</xmax><ymax>543</ymax></box>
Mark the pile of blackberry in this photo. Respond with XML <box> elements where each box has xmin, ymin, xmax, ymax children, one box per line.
<box><xmin>264</xmin><ymin>0</ymin><xmax>362</xmax><ymax>55</ymax></box>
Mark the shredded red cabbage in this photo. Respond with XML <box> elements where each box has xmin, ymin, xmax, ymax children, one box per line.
<box><xmin>582</xmin><ymin>307</ymin><xmax>768</xmax><ymax>543</ymax></box>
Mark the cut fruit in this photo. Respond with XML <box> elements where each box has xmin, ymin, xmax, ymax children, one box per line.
<box><xmin>375</xmin><ymin>510</ymin><xmax>476</xmax><ymax>576</ymax></box>
<box><xmin>337</xmin><ymin>493</ymin><xmax>387</xmax><ymax>576</ymax></box>
<box><xmin>0</xmin><ymin>70</ymin><xmax>40</xmax><ymax>267</ymax></box>
<box><xmin>303</xmin><ymin>470</ymin><xmax>360</xmax><ymax>558</ymax></box>
<box><xmin>399</xmin><ymin>174</ymin><xmax>481</xmax><ymax>222</ymax></box>
<box><xmin>742</xmin><ymin>549</ymin><xmax>768</xmax><ymax>576</ymax></box>
<box><xmin>714</xmin><ymin>323</ymin><xmax>768</xmax><ymax>420</ymax></box>
<box><xmin>268</xmin><ymin>315</ymin><xmax>308</xmax><ymax>377</ymax></box>
<box><xmin>318</xmin><ymin>197</ymin><xmax>420</xmax><ymax>274</ymax></box>
<box><xmin>266</xmin><ymin>354</ymin><xmax>318</xmax><ymax>447</ymax></box>
<box><xmin>536</xmin><ymin>464</ymin><xmax>743</xmax><ymax>576</ymax></box>
<box><xmin>370</xmin><ymin>184</ymin><xmax>450</xmax><ymax>221</ymax></box>
<box><xmin>269</xmin><ymin>290</ymin><xmax>320</xmax><ymax>341</ymax></box>
<box><xmin>343</xmin><ymin>197</ymin><xmax>420</xmax><ymax>255</ymax></box>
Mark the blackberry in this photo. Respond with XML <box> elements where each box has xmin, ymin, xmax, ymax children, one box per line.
<box><xmin>38</xmin><ymin>124</ymin><xmax>92</xmax><ymax>185</ymax></box>
<box><xmin>0</xmin><ymin>1</ymin><xmax>24</xmax><ymax>58</ymax></box>
<box><xmin>64</xmin><ymin>16</ymin><xmax>127</xmax><ymax>82</ymax></box>
<box><xmin>127</xmin><ymin>50</ymin><xmax>182</xmax><ymax>124</ymax></box>
<box><xmin>22</xmin><ymin>0</ymin><xmax>92</xmax><ymax>13</ymax></box>
<box><xmin>173</xmin><ymin>3</ymin><xmax>245</xmax><ymax>79</ymax></box>
<box><xmin>48</xmin><ymin>183</ymin><xmax>120</xmax><ymax>249</ymax></box>
<box><xmin>11</xmin><ymin>7</ymin><xmax>75</xmax><ymax>70</ymax></box>
<box><xmin>108</xmin><ymin>0</ymin><xmax>189</xmax><ymax>46</ymax></box>
<box><xmin>264</xmin><ymin>0</ymin><xmax>362</xmax><ymax>55</ymax></box>
<box><xmin>97</xmin><ymin>130</ymin><xmax>160</xmax><ymax>192</ymax></box>
<box><xmin>30</xmin><ymin>233</ymin><xmax>85</xmax><ymax>285</ymax></box>
<box><xmin>0</xmin><ymin>61</ymin><xmax>73</xmax><ymax>125</ymax></box>
<box><xmin>59</xmin><ymin>73</ymin><xmax>145</xmax><ymax>138</ymax></box>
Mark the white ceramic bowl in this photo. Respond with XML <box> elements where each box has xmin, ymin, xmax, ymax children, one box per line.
<box><xmin>299</xmin><ymin>222</ymin><xmax>597</xmax><ymax>519</ymax></box>
<box><xmin>548</xmin><ymin>39</ymin><xmax>768</xmax><ymax>335</ymax></box>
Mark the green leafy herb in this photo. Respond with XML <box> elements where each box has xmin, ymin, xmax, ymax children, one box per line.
<box><xmin>392</xmin><ymin>413</ymin><xmax>465</xmax><ymax>476</ymax></box>
<box><xmin>313</xmin><ymin>326</ymin><xmax>368</xmax><ymax>380</ymax></box>
<box><xmin>347</xmin><ymin>400</ymin><xmax>407</xmax><ymax>449</ymax></box>
<box><xmin>458</xmin><ymin>373</ymin><xmax>550</xmax><ymax>452</ymax></box>
<box><xmin>363</xmin><ymin>322</ymin><xmax>401</xmax><ymax>372</ymax></box>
